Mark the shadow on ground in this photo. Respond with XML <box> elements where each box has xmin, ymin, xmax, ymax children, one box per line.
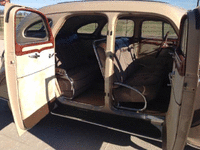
<box><xmin>0</xmin><ymin>100</ymin><xmax>198</xmax><ymax>150</ymax></box>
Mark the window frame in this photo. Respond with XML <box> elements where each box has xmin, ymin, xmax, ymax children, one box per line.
<box><xmin>15</xmin><ymin>10</ymin><xmax>52</xmax><ymax>45</ymax></box>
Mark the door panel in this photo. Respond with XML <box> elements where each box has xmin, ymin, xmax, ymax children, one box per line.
<box><xmin>163</xmin><ymin>9</ymin><xmax>200</xmax><ymax>150</ymax></box>
<box><xmin>4</xmin><ymin>3</ymin><xmax>55</xmax><ymax>135</ymax></box>
<box><xmin>16</xmin><ymin>48</ymin><xmax>54</xmax><ymax>78</ymax></box>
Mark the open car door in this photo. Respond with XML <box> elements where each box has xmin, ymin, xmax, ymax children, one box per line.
<box><xmin>4</xmin><ymin>2</ymin><xmax>55</xmax><ymax>135</ymax></box>
<box><xmin>163</xmin><ymin>8</ymin><xmax>200</xmax><ymax>150</ymax></box>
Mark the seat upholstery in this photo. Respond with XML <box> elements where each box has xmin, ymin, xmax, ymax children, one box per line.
<box><xmin>56</xmin><ymin>33</ymin><xmax>99</xmax><ymax>99</ymax></box>
<box><xmin>95</xmin><ymin>38</ymin><xmax>165</xmax><ymax>103</ymax></box>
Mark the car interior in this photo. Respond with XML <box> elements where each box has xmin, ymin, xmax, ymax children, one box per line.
<box><xmin>54</xmin><ymin>14</ymin><xmax>178</xmax><ymax>116</ymax></box>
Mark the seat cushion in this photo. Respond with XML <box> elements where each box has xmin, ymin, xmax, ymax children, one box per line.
<box><xmin>56</xmin><ymin>63</ymin><xmax>99</xmax><ymax>99</ymax></box>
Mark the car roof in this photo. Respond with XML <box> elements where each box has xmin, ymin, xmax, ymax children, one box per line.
<box><xmin>39</xmin><ymin>0</ymin><xmax>186</xmax><ymax>29</ymax></box>
<box><xmin>58</xmin><ymin>0</ymin><xmax>167</xmax><ymax>4</ymax></box>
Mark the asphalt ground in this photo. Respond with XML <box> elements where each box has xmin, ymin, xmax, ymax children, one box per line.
<box><xmin>0</xmin><ymin>40</ymin><xmax>198</xmax><ymax>150</ymax></box>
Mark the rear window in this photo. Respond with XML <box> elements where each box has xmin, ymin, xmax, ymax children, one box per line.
<box><xmin>77</xmin><ymin>23</ymin><xmax>98</xmax><ymax>34</ymax></box>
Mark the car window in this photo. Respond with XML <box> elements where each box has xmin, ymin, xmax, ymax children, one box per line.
<box><xmin>116</xmin><ymin>20</ymin><xmax>134</xmax><ymax>37</ymax></box>
<box><xmin>101</xmin><ymin>23</ymin><xmax>108</xmax><ymax>36</ymax></box>
<box><xmin>101</xmin><ymin>19</ymin><xmax>134</xmax><ymax>37</ymax></box>
<box><xmin>142</xmin><ymin>21</ymin><xmax>162</xmax><ymax>39</ymax></box>
<box><xmin>180</xmin><ymin>18</ymin><xmax>188</xmax><ymax>56</ymax></box>
<box><xmin>142</xmin><ymin>21</ymin><xmax>177</xmax><ymax>39</ymax></box>
<box><xmin>16</xmin><ymin>10</ymin><xmax>50</xmax><ymax>45</ymax></box>
<box><xmin>77</xmin><ymin>23</ymin><xmax>98</xmax><ymax>34</ymax></box>
<box><xmin>164</xmin><ymin>23</ymin><xmax>178</xmax><ymax>39</ymax></box>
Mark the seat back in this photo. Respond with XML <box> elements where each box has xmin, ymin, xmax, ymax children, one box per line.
<box><xmin>94</xmin><ymin>38</ymin><xmax>139</xmax><ymax>83</ymax></box>
<box><xmin>56</xmin><ymin>33</ymin><xmax>87</xmax><ymax>70</ymax></box>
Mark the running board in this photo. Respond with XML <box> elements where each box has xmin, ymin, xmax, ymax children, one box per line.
<box><xmin>51</xmin><ymin>111</ymin><xmax>162</xmax><ymax>143</ymax></box>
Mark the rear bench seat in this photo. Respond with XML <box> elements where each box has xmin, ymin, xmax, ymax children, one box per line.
<box><xmin>94</xmin><ymin>38</ymin><xmax>165</xmax><ymax>110</ymax></box>
<box><xmin>55</xmin><ymin>34</ymin><xmax>99</xmax><ymax>99</ymax></box>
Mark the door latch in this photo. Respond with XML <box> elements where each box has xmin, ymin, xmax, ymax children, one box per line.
<box><xmin>29</xmin><ymin>53</ymin><xmax>40</xmax><ymax>59</ymax></box>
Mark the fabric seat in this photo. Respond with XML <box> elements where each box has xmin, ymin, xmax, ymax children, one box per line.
<box><xmin>56</xmin><ymin>33</ymin><xmax>99</xmax><ymax>99</ymax></box>
<box><xmin>95</xmin><ymin>38</ymin><xmax>165</xmax><ymax>104</ymax></box>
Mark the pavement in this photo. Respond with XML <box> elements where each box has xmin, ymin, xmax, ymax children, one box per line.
<box><xmin>0</xmin><ymin>39</ymin><xmax>4</xmax><ymax>55</ymax></box>
<box><xmin>0</xmin><ymin>40</ymin><xmax>198</xmax><ymax>150</ymax></box>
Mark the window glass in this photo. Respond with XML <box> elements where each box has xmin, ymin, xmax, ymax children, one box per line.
<box><xmin>116</xmin><ymin>20</ymin><xmax>134</xmax><ymax>37</ymax></box>
<box><xmin>142</xmin><ymin>21</ymin><xmax>178</xmax><ymax>39</ymax></box>
<box><xmin>180</xmin><ymin>19</ymin><xmax>188</xmax><ymax>56</ymax></box>
<box><xmin>24</xmin><ymin>20</ymin><xmax>47</xmax><ymax>38</ymax></box>
<box><xmin>101</xmin><ymin>20</ymin><xmax>134</xmax><ymax>37</ymax></box>
<box><xmin>16</xmin><ymin>10</ymin><xmax>49</xmax><ymax>45</ymax></box>
<box><xmin>77</xmin><ymin>23</ymin><xmax>98</xmax><ymax>34</ymax></box>
<box><xmin>142</xmin><ymin>21</ymin><xmax>162</xmax><ymax>39</ymax></box>
<box><xmin>164</xmin><ymin>23</ymin><xmax>178</xmax><ymax>39</ymax></box>
<box><xmin>101</xmin><ymin>23</ymin><xmax>108</xmax><ymax>36</ymax></box>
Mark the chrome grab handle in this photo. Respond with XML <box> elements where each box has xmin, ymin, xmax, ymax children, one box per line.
<box><xmin>29</xmin><ymin>53</ymin><xmax>40</xmax><ymax>59</ymax></box>
<box><xmin>113</xmin><ymin>82</ymin><xmax>147</xmax><ymax>112</ymax></box>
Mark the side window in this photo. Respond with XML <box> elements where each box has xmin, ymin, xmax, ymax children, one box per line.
<box><xmin>142</xmin><ymin>20</ymin><xmax>178</xmax><ymax>39</ymax></box>
<box><xmin>101</xmin><ymin>20</ymin><xmax>134</xmax><ymax>37</ymax></box>
<box><xmin>77</xmin><ymin>23</ymin><xmax>98</xmax><ymax>34</ymax></box>
<box><xmin>101</xmin><ymin>23</ymin><xmax>108</xmax><ymax>36</ymax></box>
<box><xmin>142</xmin><ymin>21</ymin><xmax>162</xmax><ymax>39</ymax></box>
<box><xmin>116</xmin><ymin>20</ymin><xmax>134</xmax><ymax>37</ymax></box>
<box><xmin>180</xmin><ymin>18</ymin><xmax>188</xmax><ymax>56</ymax></box>
<box><xmin>164</xmin><ymin>23</ymin><xmax>178</xmax><ymax>39</ymax></box>
<box><xmin>16</xmin><ymin>10</ymin><xmax>49</xmax><ymax>45</ymax></box>
<box><xmin>24</xmin><ymin>20</ymin><xmax>46</xmax><ymax>38</ymax></box>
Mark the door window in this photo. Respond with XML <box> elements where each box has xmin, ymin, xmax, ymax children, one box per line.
<box><xmin>180</xmin><ymin>18</ymin><xmax>188</xmax><ymax>56</ymax></box>
<box><xmin>142</xmin><ymin>21</ymin><xmax>177</xmax><ymax>39</ymax></box>
<box><xmin>16</xmin><ymin>10</ymin><xmax>50</xmax><ymax>45</ymax></box>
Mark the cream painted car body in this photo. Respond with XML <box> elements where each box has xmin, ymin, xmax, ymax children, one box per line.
<box><xmin>0</xmin><ymin>1</ymin><xmax>200</xmax><ymax>150</ymax></box>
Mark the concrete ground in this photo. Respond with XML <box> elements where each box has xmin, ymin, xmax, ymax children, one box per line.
<box><xmin>0</xmin><ymin>40</ymin><xmax>4</xmax><ymax>61</ymax></box>
<box><xmin>0</xmin><ymin>40</ymin><xmax>198</xmax><ymax>150</ymax></box>
<box><xmin>0</xmin><ymin>100</ymin><xmax>197</xmax><ymax>150</ymax></box>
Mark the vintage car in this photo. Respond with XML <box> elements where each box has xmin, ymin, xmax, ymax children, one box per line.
<box><xmin>0</xmin><ymin>0</ymin><xmax>200</xmax><ymax>149</ymax></box>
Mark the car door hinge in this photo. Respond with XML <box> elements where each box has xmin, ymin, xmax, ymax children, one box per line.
<box><xmin>183</xmin><ymin>73</ymin><xmax>198</xmax><ymax>92</ymax></box>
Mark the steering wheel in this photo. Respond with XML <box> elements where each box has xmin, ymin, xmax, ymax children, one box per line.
<box><xmin>155</xmin><ymin>31</ymin><xmax>170</xmax><ymax>58</ymax></box>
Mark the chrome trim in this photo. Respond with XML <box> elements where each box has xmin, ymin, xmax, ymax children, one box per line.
<box><xmin>57</xmin><ymin>95</ymin><xmax>104</xmax><ymax>111</ymax></box>
<box><xmin>57</xmin><ymin>72</ymin><xmax>75</xmax><ymax>100</ymax></box>
<box><xmin>187</xmin><ymin>142</ymin><xmax>200</xmax><ymax>149</ymax></box>
<box><xmin>0</xmin><ymin>97</ymin><xmax>8</xmax><ymax>102</ymax></box>
<box><xmin>51</xmin><ymin>111</ymin><xmax>162</xmax><ymax>143</ymax></box>
<box><xmin>113</xmin><ymin>82</ymin><xmax>147</xmax><ymax>112</ymax></box>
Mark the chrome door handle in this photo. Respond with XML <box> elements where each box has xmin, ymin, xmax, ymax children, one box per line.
<box><xmin>168</xmin><ymin>71</ymin><xmax>175</xmax><ymax>86</ymax></box>
<box><xmin>29</xmin><ymin>53</ymin><xmax>40</xmax><ymax>59</ymax></box>
<box><xmin>49</xmin><ymin>53</ymin><xmax>55</xmax><ymax>58</ymax></box>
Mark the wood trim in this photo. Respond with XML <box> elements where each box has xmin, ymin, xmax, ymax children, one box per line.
<box><xmin>14</xmin><ymin>8</ymin><xmax>54</xmax><ymax>56</ymax></box>
<box><xmin>174</xmin><ymin>51</ymin><xmax>186</xmax><ymax>76</ymax></box>
<box><xmin>15</xmin><ymin>41</ymin><xmax>54</xmax><ymax>55</ymax></box>
<box><xmin>173</xmin><ymin>15</ymin><xmax>188</xmax><ymax>76</ymax></box>
<box><xmin>140</xmin><ymin>38</ymin><xmax>177</xmax><ymax>46</ymax></box>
